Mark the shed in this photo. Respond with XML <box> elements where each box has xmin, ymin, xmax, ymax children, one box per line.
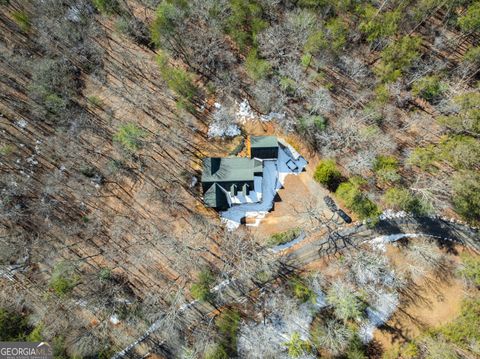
<box><xmin>250</xmin><ymin>136</ymin><xmax>278</xmax><ymax>159</ymax></box>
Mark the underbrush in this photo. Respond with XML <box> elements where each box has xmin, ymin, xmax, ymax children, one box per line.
<box><xmin>190</xmin><ymin>268</ymin><xmax>215</xmax><ymax>302</ymax></box>
<box><xmin>429</xmin><ymin>298</ymin><xmax>480</xmax><ymax>349</ymax></box>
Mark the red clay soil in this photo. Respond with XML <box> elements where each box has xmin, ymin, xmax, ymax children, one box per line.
<box><xmin>251</xmin><ymin>157</ymin><xmax>335</xmax><ymax>240</ymax></box>
<box><xmin>374</xmin><ymin>243</ymin><xmax>471</xmax><ymax>351</ymax></box>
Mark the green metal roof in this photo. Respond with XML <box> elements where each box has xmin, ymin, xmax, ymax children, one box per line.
<box><xmin>201</xmin><ymin>157</ymin><xmax>255</xmax><ymax>183</ymax></box>
<box><xmin>253</xmin><ymin>158</ymin><xmax>263</xmax><ymax>173</ymax></box>
<box><xmin>204</xmin><ymin>183</ymin><xmax>229</xmax><ymax>209</ymax></box>
<box><xmin>250</xmin><ymin>136</ymin><xmax>278</xmax><ymax>148</ymax></box>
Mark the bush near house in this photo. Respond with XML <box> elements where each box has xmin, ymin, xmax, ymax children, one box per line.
<box><xmin>375</xmin><ymin>36</ymin><xmax>422</xmax><ymax>83</ymax></box>
<box><xmin>452</xmin><ymin>170</ymin><xmax>480</xmax><ymax>225</ymax></box>
<box><xmin>463</xmin><ymin>46</ymin><xmax>480</xmax><ymax>64</ymax></box>
<box><xmin>439</xmin><ymin>135</ymin><xmax>480</xmax><ymax>170</ymax></box>
<box><xmin>215</xmin><ymin>309</ymin><xmax>241</xmax><ymax>356</ymax></box>
<box><xmin>298</xmin><ymin>115</ymin><xmax>327</xmax><ymax>132</ymax></box>
<box><xmin>314</xmin><ymin>159</ymin><xmax>342</xmax><ymax>191</ymax></box>
<box><xmin>326</xmin><ymin>281</ymin><xmax>366</xmax><ymax>323</ymax></box>
<box><xmin>304</xmin><ymin>30</ymin><xmax>327</xmax><ymax>56</ymax></box>
<box><xmin>383</xmin><ymin>187</ymin><xmax>430</xmax><ymax>215</ymax></box>
<box><xmin>457</xmin><ymin>1</ymin><xmax>480</xmax><ymax>32</ymax></box>
<box><xmin>204</xmin><ymin>344</ymin><xmax>228</xmax><ymax>359</ymax></box>
<box><xmin>87</xmin><ymin>95</ymin><xmax>104</xmax><ymax>107</ymax></box>
<box><xmin>345</xmin><ymin>334</ymin><xmax>368</xmax><ymax>359</ymax></box>
<box><xmin>382</xmin><ymin>342</ymin><xmax>419</xmax><ymax>359</ymax></box>
<box><xmin>407</xmin><ymin>145</ymin><xmax>438</xmax><ymax>171</ymax></box>
<box><xmin>156</xmin><ymin>52</ymin><xmax>198</xmax><ymax>111</ymax></box>
<box><xmin>373</xmin><ymin>155</ymin><xmax>400</xmax><ymax>183</ymax></box>
<box><xmin>311</xmin><ymin>318</ymin><xmax>354</xmax><ymax>356</ymax></box>
<box><xmin>428</xmin><ymin>298</ymin><xmax>480</xmax><ymax>350</ymax></box>
<box><xmin>226</xmin><ymin>0</ymin><xmax>267</xmax><ymax>52</ymax></box>
<box><xmin>245</xmin><ymin>49</ymin><xmax>271</xmax><ymax>81</ymax></box>
<box><xmin>438</xmin><ymin>92</ymin><xmax>480</xmax><ymax>135</ymax></box>
<box><xmin>150</xmin><ymin>1</ymin><xmax>186</xmax><ymax>48</ymax></box>
<box><xmin>304</xmin><ymin>17</ymin><xmax>347</xmax><ymax>55</ymax></box>
<box><xmin>203</xmin><ymin>308</ymin><xmax>240</xmax><ymax>359</ymax></box>
<box><xmin>374</xmin><ymin>84</ymin><xmax>390</xmax><ymax>105</ymax></box>
<box><xmin>358</xmin><ymin>4</ymin><xmax>400</xmax><ymax>43</ymax></box>
<box><xmin>0</xmin><ymin>144</ymin><xmax>14</xmax><ymax>156</ymax></box>
<box><xmin>336</xmin><ymin>177</ymin><xmax>380</xmax><ymax>220</ymax></box>
<box><xmin>92</xmin><ymin>0</ymin><xmax>120</xmax><ymax>15</ymax></box>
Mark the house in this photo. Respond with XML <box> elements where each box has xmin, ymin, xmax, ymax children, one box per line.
<box><xmin>201</xmin><ymin>136</ymin><xmax>280</xmax><ymax>210</ymax></box>
<box><xmin>201</xmin><ymin>157</ymin><xmax>263</xmax><ymax>210</ymax></box>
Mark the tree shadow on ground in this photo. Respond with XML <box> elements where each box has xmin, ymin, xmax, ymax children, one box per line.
<box><xmin>366</xmin><ymin>339</ymin><xmax>384</xmax><ymax>359</ymax></box>
<box><xmin>399</xmin><ymin>280</ymin><xmax>435</xmax><ymax>309</ymax></box>
<box><xmin>373</xmin><ymin>219</ymin><xmax>404</xmax><ymax>235</ymax></box>
<box><xmin>416</xmin><ymin>217</ymin><xmax>459</xmax><ymax>253</ymax></box>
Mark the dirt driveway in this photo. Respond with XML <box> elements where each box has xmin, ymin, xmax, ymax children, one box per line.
<box><xmin>251</xmin><ymin>160</ymin><xmax>340</xmax><ymax>239</ymax></box>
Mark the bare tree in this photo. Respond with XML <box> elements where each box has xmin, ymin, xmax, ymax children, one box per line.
<box><xmin>311</xmin><ymin>318</ymin><xmax>353</xmax><ymax>356</ymax></box>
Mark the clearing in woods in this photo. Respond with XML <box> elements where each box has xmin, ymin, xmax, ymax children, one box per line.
<box><xmin>374</xmin><ymin>243</ymin><xmax>472</xmax><ymax>351</ymax></box>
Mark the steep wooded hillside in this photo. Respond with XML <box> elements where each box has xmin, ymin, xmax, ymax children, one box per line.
<box><xmin>0</xmin><ymin>0</ymin><xmax>479</xmax><ymax>358</ymax></box>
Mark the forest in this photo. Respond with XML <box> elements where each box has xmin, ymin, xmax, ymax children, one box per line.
<box><xmin>0</xmin><ymin>0</ymin><xmax>479</xmax><ymax>358</ymax></box>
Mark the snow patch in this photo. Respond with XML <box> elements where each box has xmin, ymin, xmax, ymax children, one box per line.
<box><xmin>236</xmin><ymin>99</ymin><xmax>286</xmax><ymax>123</ymax></box>
<box><xmin>15</xmin><ymin>119</ymin><xmax>28</xmax><ymax>128</ymax></box>
<box><xmin>260</xmin><ymin>112</ymin><xmax>285</xmax><ymax>122</ymax></box>
<box><xmin>238</xmin><ymin>302</ymin><xmax>316</xmax><ymax>358</ymax></box>
<box><xmin>238</xmin><ymin>288</ymin><xmax>326</xmax><ymax>358</ymax></box>
<box><xmin>212</xmin><ymin>279</ymin><xmax>231</xmax><ymax>292</ymax></box>
<box><xmin>314</xmin><ymin>290</ymin><xmax>328</xmax><ymax>309</ymax></box>
<box><xmin>209</xmin><ymin>100</ymin><xmax>287</xmax><ymax>139</ymax></box>
<box><xmin>359</xmin><ymin>291</ymin><xmax>399</xmax><ymax>343</ymax></box>
<box><xmin>66</xmin><ymin>5</ymin><xmax>81</xmax><ymax>22</ymax></box>
<box><xmin>236</xmin><ymin>99</ymin><xmax>256</xmax><ymax>123</ymax></box>
<box><xmin>369</xmin><ymin>233</ymin><xmax>420</xmax><ymax>252</ymax></box>
<box><xmin>207</xmin><ymin>122</ymin><xmax>241</xmax><ymax>138</ymax></box>
<box><xmin>208</xmin><ymin>102</ymin><xmax>242</xmax><ymax>138</ymax></box>
<box><xmin>190</xmin><ymin>176</ymin><xmax>198</xmax><ymax>188</ymax></box>
<box><xmin>380</xmin><ymin>210</ymin><xmax>407</xmax><ymax>220</ymax></box>
<box><xmin>110</xmin><ymin>315</ymin><xmax>120</xmax><ymax>325</ymax></box>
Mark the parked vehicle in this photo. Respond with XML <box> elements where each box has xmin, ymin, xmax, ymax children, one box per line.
<box><xmin>337</xmin><ymin>209</ymin><xmax>352</xmax><ymax>223</ymax></box>
<box><xmin>323</xmin><ymin>195</ymin><xmax>337</xmax><ymax>211</ymax></box>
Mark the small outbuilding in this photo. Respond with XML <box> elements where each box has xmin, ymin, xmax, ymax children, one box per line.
<box><xmin>250</xmin><ymin>136</ymin><xmax>278</xmax><ymax>159</ymax></box>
